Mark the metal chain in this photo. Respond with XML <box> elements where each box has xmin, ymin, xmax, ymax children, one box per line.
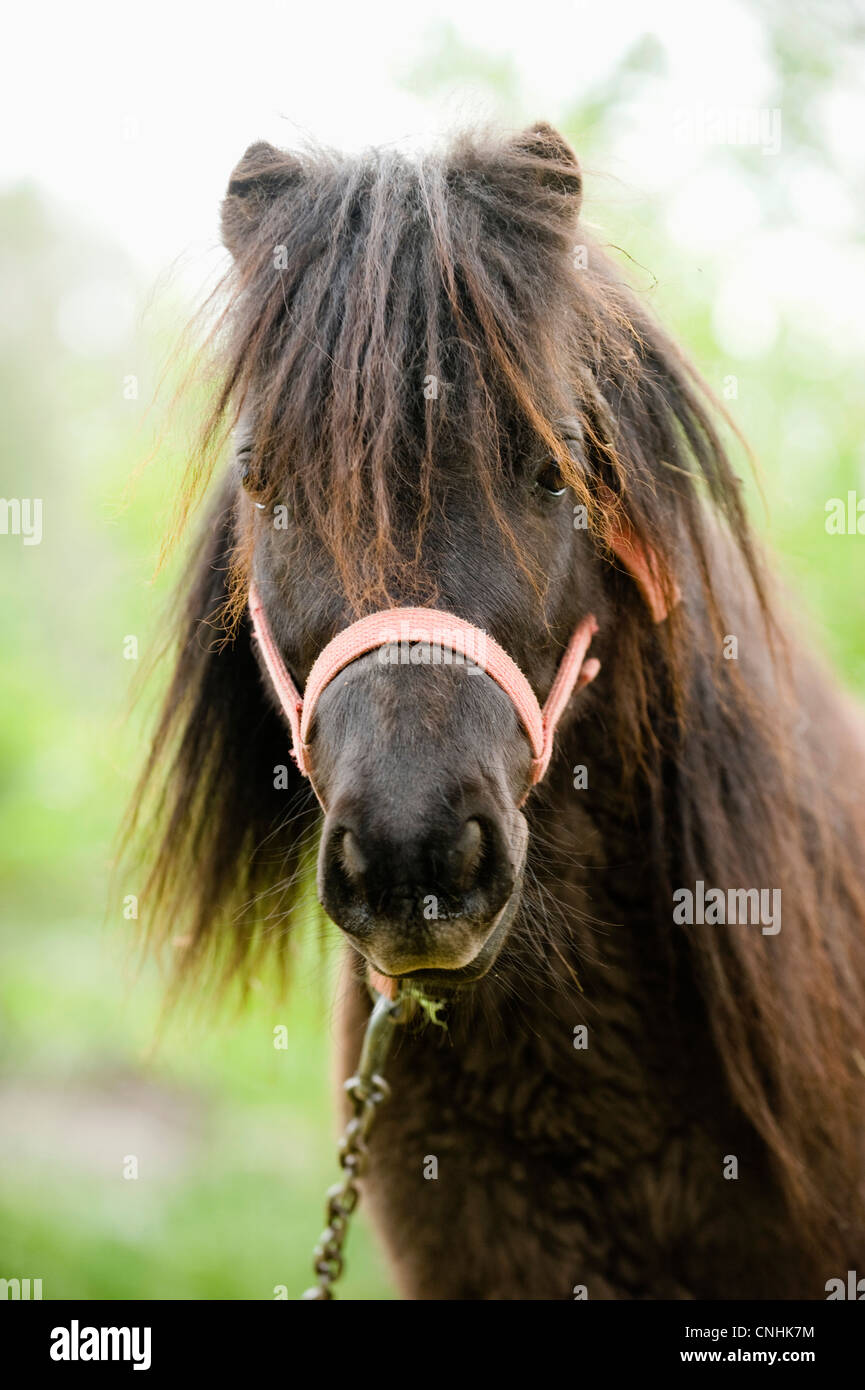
<box><xmin>301</xmin><ymin>989</ymin><xmax>406</xmax><ymax>1300</ymax></box>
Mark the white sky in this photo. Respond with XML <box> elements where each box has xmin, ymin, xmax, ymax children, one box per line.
<box><xmin>2</xmin><ymin>0</ymin><xmax>776</xmax><ymax>267</ymax></box>
<box><xmin>4</xmin><ymin>0</ymin><xmax>864</xmax><ymax>353</ymax></box>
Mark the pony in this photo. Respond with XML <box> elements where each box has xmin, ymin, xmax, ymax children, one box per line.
<box><xmin>131</xmin><ymin>123</ymin><xmax>865</xmax><ymax>1299</ymax></box>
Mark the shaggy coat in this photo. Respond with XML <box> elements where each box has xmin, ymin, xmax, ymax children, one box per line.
<box><xmin>131</xmin><ymin>124</ymin><xmax>865</xmax><ymax>1299</ymax></box>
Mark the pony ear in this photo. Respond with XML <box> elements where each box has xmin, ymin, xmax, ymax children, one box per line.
<box><xmin>221</xmin><ymin>140</ymin><xmax>305</xmax><ymax>258</ymax></box>
<box><xmin>507</xmin><ymin>122</ymin><xmax>582</xmax><ymax>211</ymax></box>
<box><xmin>597</xmin><ymin>486</ymin><xmax>681</xmax><ymax>623</ymax></box>
<box><xmin>129</xmin><ymin>480</ymin><xmax>318</xmax><ymax>992</ymax></box>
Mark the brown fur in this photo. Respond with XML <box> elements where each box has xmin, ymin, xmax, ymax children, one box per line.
<box><xmin>129</xmin><ymin>124</ymin><xmax>865</xmax><ymax>1298</ymax></box>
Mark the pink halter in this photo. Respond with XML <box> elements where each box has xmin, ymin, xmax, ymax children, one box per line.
<box><xmin>248</xmin><ymin>583</ymin><xmax>600</xmax><ymax>801</ymax></box>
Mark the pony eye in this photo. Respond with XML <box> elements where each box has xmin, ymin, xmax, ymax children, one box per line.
<box><xmin>236</xmin><ymin>439</ymin><xmax>255</xmax><ymax>488</ymax></box>
<box><xmin>536</xmin><ymin>462</ymin><xmax>568</xmax><ymax>497</ymax></box>
<box><xmin>234</xmin><ymin>413</ymin><xmax>263</xmax><ymax>496</ymax></box>
<box><xmin>240</xmin><ymin>465</ymin><xmax>267</xmax><ymax>511</ymax></box>
<box><xmin>237</xmin><ymin>451</ymin><xmax>268</xmax><ymax>508</ymax></box>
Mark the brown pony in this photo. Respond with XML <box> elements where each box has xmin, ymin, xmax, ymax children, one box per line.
<box><xmin>131</xmin><ymin>123</ymin><xmax>865</xmax><ymax>1299</ymax></box>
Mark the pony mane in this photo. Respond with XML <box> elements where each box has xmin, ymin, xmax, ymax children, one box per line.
<box><xmin>130</xmin><ymin>125</ymin><xmax>865</xmax><ymax>1261</ymax></box>
<box><xmin>179</xmin><ymin>127</ymin><xmax>759</xmax><ymax>629</ymax></box>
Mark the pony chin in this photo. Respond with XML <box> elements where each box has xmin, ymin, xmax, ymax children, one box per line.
<box><xmin>364</xmin><ymin>871</ymin><xmax>526</xmax><ymax>988</ymax></box>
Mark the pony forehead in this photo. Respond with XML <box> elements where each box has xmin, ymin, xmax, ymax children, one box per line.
<box><xmin>205</xmin><ymin>130</ymin><xmax>744</xmax><ymax>614</ymax></box>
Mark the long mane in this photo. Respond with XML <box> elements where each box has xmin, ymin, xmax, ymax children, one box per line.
<box><xmin>128</xmin><ymin>126</ymin><xmax>865</xmax><ymax>1260</ymax></box>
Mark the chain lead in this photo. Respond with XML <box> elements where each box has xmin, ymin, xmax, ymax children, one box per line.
<box><xmin>301</xmin><ymin>988</ymin><xmax>406</xmax><ymax>1300</ymax></box>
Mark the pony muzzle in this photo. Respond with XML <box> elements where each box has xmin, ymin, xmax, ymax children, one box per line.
<box><xmin>317</xmin><ymin>797</ymin><xmax>529</xmax><ymax>982</ymax></box>
<box><xmin>249</xmin><ymin>587</ymin><xmax>596</xmax><ymax>978</ymax></box>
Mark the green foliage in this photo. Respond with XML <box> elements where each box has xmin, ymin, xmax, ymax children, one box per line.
<box><xmin>0</xmin><ymin>190</ymin><xmax>392</xmax><ymax>1300</ymax></box>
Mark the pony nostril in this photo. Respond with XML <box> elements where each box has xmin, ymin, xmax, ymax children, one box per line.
<box><xmin>451</xmin><ymin>817</ymin><xmax>484</xmax><ymax>891</ymax></box>
<box><xmin>339</xmin><ymin>829</ymin><xmax>367</xmax><ymax>884</ymax></box>
<box><xmin>320</xmin><ymin>809</ymin><xmax>514</xmax><ymax>933</ymax></box>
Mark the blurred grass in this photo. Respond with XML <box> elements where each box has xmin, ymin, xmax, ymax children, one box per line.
<box><xmin>0</xmin><ymin>920</ymin><xmax>394</xmax><ymax>1300</ymax></box>
<box><xmin>0</xmin><ymin>191</ymin><xmax>395</xmax><ymax>1299</ymax></box>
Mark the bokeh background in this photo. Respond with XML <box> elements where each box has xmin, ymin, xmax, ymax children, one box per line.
<box><xmin>1</xmin><ymin>0</ymin><xmax>863</xmax><ymax>1300</ymax></box>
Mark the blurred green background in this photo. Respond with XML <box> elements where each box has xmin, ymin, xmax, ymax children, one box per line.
<box><xmin>1</xmin><ymin>2</ymin><xmax>863</xmax><ymax>1300</ymax></box>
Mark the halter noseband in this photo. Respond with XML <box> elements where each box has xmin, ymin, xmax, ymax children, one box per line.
<box><xmin>248</xmin><ymin>584</ymin><xmax>600</xmax><ymax>803</ymax></box>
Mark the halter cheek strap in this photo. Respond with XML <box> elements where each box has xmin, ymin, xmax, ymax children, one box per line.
<box><xmin>248</xmin><ymin>583</ymin><xmax>600</xmax><ymax>800</ymax></box>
